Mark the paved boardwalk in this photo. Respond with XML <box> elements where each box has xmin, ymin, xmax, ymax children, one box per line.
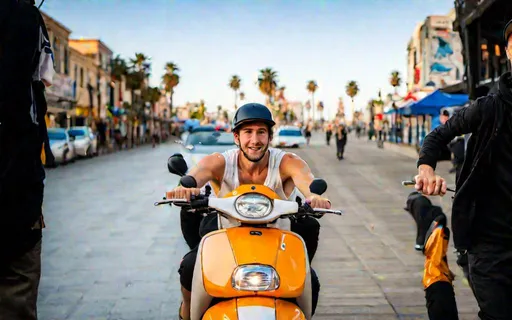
<box><xmin>37</xmin><ymin>134</ymin><xmax>478</xmax><ymax>319</ymax></box>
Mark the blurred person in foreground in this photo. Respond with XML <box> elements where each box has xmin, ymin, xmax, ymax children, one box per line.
<box><xmin>0</xmin><ymin>0</ymin><xmax>54</xmax><ymax>319</ymax></box>
<box><xmin>414</xmin><ymin>19</ymin><xmax>512</xmax><ymax>319</ymax></box>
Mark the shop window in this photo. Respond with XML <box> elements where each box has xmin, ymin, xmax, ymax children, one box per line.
<box><xmin>80</xmin><ymin>68</ymin><xmax>84</xmax><ymax>88</ymax></box>
<box><xmin>480</xmin><ymin>42</ymin><xmax>490</xmax><ymax>80</ymax></box>
<box><xmin>64</xmin><ymin>47</ymin><xmax>69</xmax><ymax>75</ymax></box>
<box><xmin>53</xmin><ymin>36</ymin><xmax>60</xmax><ymax>73</ymax></box>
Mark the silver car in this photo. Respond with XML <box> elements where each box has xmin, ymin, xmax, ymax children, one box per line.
<box><xmin>67</xmin><ymin>126</ymin><xmax>98</xmax><ymax>158</ymax></box>
<box><xmin>47</xmin><ymin>128</ymin><xmax>77</xmax><ymax>166</ymax></box>
<box><xmin>178</xmin><ymin>131</ymin><xmax>236</xmax><ymax>169</ymax></box>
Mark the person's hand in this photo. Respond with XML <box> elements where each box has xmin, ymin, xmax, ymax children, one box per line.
<box><xmin>414</xmin><ymin>165</ymin><xmax>447</xmax><ymax>196</ymax></box>
<box><xmin>166</xmin><ymin>186</ymin><xmax>201</xmax><ymax>202</ymax></box>
<box><xmin>307</xmin><ymin>195</ymin><xmax>331</xmax><ymax>209</ymax></box>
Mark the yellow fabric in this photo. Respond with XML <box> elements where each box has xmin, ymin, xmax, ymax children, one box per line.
<box><xmin>41</xmin><ymin>143</ymin><xmax>46</xmax><ymax>165</ymax></box>
<box><xmin>422</xmin><ymin>224</ymin><xmax>455</xmax><ymax>289</ymax></box>
<box><xmin>40</xmin><ymin>114</ymin><xmax>50</xmax><ymax>165</ymax></box>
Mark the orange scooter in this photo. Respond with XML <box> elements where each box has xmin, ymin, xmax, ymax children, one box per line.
<box><xmin>155</xmin><ymin>155</ymin><xmax>342</xmax><ymax>320</ymax></box>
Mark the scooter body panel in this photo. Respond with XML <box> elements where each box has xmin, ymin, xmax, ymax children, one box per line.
<box><xmin>201</xmin><ymin>297</ymin><xmax>306</xmax><ymax>320</ymax></box>
<box><xmin>190</xmin><ymin>227</ymin><xmax>312</xmax><ymax>320</ymax></box>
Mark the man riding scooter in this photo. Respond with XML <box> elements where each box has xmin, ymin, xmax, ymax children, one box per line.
<box><xmin>166</xmin><ymin>103</ymin><xmax>331</xmax><ymax>320</ymax></box>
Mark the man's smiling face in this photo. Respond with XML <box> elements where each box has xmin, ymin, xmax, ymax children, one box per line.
<box><xmin>234</xmin><ymin>122</ymin><xmax>272</xmax><ymax>163</ymax></box>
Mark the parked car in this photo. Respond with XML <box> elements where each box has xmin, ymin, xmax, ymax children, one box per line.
<box><xmin>67</xmin><ymin>126</ymin><xmax>98</xmax><ymax>158</ymax></box>
<box><xmin>272</xmin><ymin>126</ymin><xmax>307</xmax><ymax>148</ymax></box>
<box><xmin>47</xmin><ymin>128</ymin><xmax>76</xmax><ymax>166</ymax></box>
<box><xmin>180</xmin><ymin>124</ymin><xmax>223</xmax><ymax>142</ymax></box>
<box><xmin>179</xmin><ymin>131</ymin><xmax>236</xmax><ymax>169</ymax></box>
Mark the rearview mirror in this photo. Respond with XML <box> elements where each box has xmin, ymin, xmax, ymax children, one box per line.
<box><xmin>309</xmin><ymin>178</ymin><xmax>327</xmax><ymax>195</ymax></box>
<box><xmin>167</xmin><ymin>153</ymin><xmax>188</xmax><ymax>176</ymax></box>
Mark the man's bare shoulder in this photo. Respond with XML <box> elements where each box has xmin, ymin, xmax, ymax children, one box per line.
<box><xmin>280</xmin><ymin>152</ymin><xmax>309</xmax><ymax>172</ymax></box>
<box><xmin>197</xmin><ymin>152</ymin><xmax>225</xmax><ymax>169</ymax></box>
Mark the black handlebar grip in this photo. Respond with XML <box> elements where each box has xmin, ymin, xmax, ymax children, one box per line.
<box><xmin>190</xmin><ymin>199</ymin><xmax>209</xmax><ymax>209</ymax></box>
<box><xmin>180</xmin><ymin>175</ymin><xmax>197</xmax><ymax>188</ymax></box>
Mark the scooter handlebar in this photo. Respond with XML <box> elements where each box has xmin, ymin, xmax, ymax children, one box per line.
<box><xmin>401</xmin><ymin>180</ymin><xmax>456</xmax><ymax>193</ymax></box>
<box><xmin>155</xmin><ymin>196</ymin><xmax>343</xmax><ymax>217</ymax></box>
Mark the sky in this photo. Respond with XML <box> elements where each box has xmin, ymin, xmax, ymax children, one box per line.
<box><xmin>41</xmin><ymin>0</ymin><xmax>454</xmax><ymax>118</ymax></box>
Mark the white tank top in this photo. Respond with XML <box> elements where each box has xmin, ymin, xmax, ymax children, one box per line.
<box><xmin>218</xmin><ymin>148</ymin><xmax>289</xmax><ymax>198</ymax></box>
<box><xmin>206</xmin><ymin>147</ymin><xmax>304</xmax><ymax>229</ymax></box>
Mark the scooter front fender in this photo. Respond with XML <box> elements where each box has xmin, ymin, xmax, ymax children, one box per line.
<box><xmin>202</xmin><ymin>297</ymin><xmax>306</xmax><ymax>320</ymax></box>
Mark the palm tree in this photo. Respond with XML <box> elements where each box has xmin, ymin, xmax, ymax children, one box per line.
<box><xmin>345</xmin><ymin>80</ymin><xmax>359</xmax><ymax>121</ymax></box>
<box><xmin>306</xmin><ymin>80</ymin><xmax>318</xmax><ymax>121</ymax></box>
<box><xmin>130</xmin><ymin>53</ymin><xmax>151</xmax><ymax>80</ymax></box>
<box><xmin>162</xmin><ymin>62</ymin><xmax>180</xmax><ymax>115</ymax></box>
<box><xmin>390</xmin><ymin>70</ymin><xmax>401</xmax><ymax>94</ymax></box>
<box><xmin>257</xmin><ymin>68</ymin><xmax>278</xmax><ymax>107</ymax></box>
<box><xmin>109</xmin><ymin>55</ymin><xmax>129</xmax><ymax>122</ymax></box>
<box><xmin>217</xmin><ymin>105</ymin><xmax>222</xmax><ymax>119</ymax></box>
<box><xmin>111</xmin><ymin>55</ymin><xmax>128</xmax><ymax>82</ymax></box>
<box><xmin>128</xmin><ymin>53</ymin><xmax>151</xmax><ymax>106</ymax></box>
<box><xmin>229</xmin><ymin>75</ymin><xmax>241</xmax><ymax>110</ymax></box>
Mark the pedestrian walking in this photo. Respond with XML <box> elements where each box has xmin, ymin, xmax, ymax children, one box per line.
<box><xmin>0</xmin><ymin>1</ymin><xmax>54</xmax><ymax>319</ymax></box>
<box><xmin>324</xmin><ymin>121</ymin><xmax>333</xmax><ymax>145</ymax></box>
<box><xmin>304</xmin><ymin>120</ymin><xmax>313</xmax><ymax>145</ymax></box>
<box><xmin>414</xmin><ymin>18</ymin><xmax>512</xmax><ymax>320</ymax></box>
<box><xmin>335</xmin><ymin>121</ymin><xmax>347</xmax><ymax>160</ymax></box>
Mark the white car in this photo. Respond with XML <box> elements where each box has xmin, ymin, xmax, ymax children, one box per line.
<box><xmin>272</xmin><ymin>126</ymin><xmax>307</xmax><ymax>148</ymax></box>
<box><xmin>67</xmin><ymin>126</ymin><xmax>98</xmax><ymax>158</ymax></box>
<box><xmin>47</xmin><ymin>128</ymin><xmax>77</xmax><ymax>166</ymax></box>
<box><xmin>179</xmin><ymin>130</ymin><xmax>237</xmax><ymax>169</ymax></box>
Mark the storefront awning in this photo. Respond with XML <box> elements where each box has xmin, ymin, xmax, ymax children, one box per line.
<box><xmin>407</xmin><ymin>90</ymin><xmax>469</xmax><ymax>115</ymax></box>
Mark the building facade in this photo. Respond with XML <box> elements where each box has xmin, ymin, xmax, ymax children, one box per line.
<box><xmin>41</xmin><ymin>11</ymin><xmax>75</xmax><ymax>128</ymax></box>
<box><xmin>407</xmin><ymin>9</ymin><xmax>464</xmax><ymax>92</ymax></box>
<box><xmin>69</xmin><ymin>39</ymin><xmax>113</xmax><ymax>120</ymax></box>
<box><xmin>454</xmin><ymin>0</ymin><xmax>511</xmax><ymax>99</ymax></box>
<box><xmin>69</xmin><ymin>47</ymin><xmax>99</xmax><ymax>125</ymax></box>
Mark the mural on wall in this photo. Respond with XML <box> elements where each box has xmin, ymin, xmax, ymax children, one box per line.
<box><xmin>427</xmin><ymin>29</ymin><xmax>463</xmax><ymax>88</ymax></box>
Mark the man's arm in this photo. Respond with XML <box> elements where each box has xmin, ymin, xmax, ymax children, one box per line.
<box><xmin>417</xmin><ymin>98</ymin><xmax>487</xmax><ymax>170</ymax></box>
<box><xmin>280</xmin><ymin>153</ymin><xmax>315</xmax><ymax>198</ymax></box>
<box><xmin>280</xmin><ymin>153</ymin><xmax>330</xmax><ymax>208</ymax></box>
<box><xmin>166</xmin><ymin>153</ymin><xmax>225</xmax><ymax>201</ymax></box>
<box><xmin>186</xmin><ymin>153</ymin><xmax>225</xmax><ymax>188</ymax></box>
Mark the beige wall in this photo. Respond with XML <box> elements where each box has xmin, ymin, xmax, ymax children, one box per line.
<box><xmin>69</xmin><ymin>47</ymin><xmax>98</xmax><ymax>109</ymax></box>
<box><xmin>69</xmin><ymin>39</ymin><xmax>114</xmax><ymax>117</ymax></box>
<box><xmin>41</xmin><ymin>11</ymin><xmax>71</xmax><ymax>76</ymax></box>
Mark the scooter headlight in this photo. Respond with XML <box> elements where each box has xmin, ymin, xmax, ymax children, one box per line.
<box><xmin>232</xmin><ymin>265</ymin><xmax>280</xmax><ymax>291</ymax></box>
<box><xmin>235</xmin><ymin>194</ymin><xmax>272</xmax><ymax>218</ymax></box>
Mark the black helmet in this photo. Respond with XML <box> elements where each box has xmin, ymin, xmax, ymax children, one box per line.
<box><xmin>505</xmin><ymin>18</ymin><xmax>512</xmax><ymax>43</ymax></box>
<box><xmin>232</xmin><ymin>103</ymin><xmax>276</xmax><ymax>131</ymax></box>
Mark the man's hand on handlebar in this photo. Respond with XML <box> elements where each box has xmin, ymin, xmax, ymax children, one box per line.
<box><xmin>166</xmin><ymin>186</ymin><xmax>201</xmax><ymax>202</ymax></box>
<box><xmin>414</xmin><ymin>165</ymin><xmax>447</xmax><ymax>196</ymax></box>
<box><xmin>307</xmin><ymin>195</ymin><xmax>331</xmax><ymax>209</ymax></box>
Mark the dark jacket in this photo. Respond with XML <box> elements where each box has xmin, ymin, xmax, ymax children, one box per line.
<box><xmin>417</xmin><ymin>72</ymin><xmax>512</xmax><ymax>251</ymax></box>
<box><xmin>0</xmin><ymin>2</ymin><xmax>50</xmax><ymax>239</ymax></box>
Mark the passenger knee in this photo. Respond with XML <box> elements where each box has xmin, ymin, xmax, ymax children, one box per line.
<box><xmin>178</xmin><ymin>250</ymin><xmax>197</xmax><ymax>292</ymax></box>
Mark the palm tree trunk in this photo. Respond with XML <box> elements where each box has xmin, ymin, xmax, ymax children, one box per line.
<box><xmin>170</xmin><ymin>92</ymin><xmax>174</xmax><ymax>116</ymax></box>
<box><xmin>234</xmin><ymin>90</ymin><xmax>238</xmax><ymax>110</ymax></box>
<box><xmin>311</xmin><ymin>94</ymin><xmax>315</xmax><ymax>122</ymax></box>
<box><xmin>351</xmin><ymin>98</ymin><xmax>355</xmax><ymax>123</ymax></box>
